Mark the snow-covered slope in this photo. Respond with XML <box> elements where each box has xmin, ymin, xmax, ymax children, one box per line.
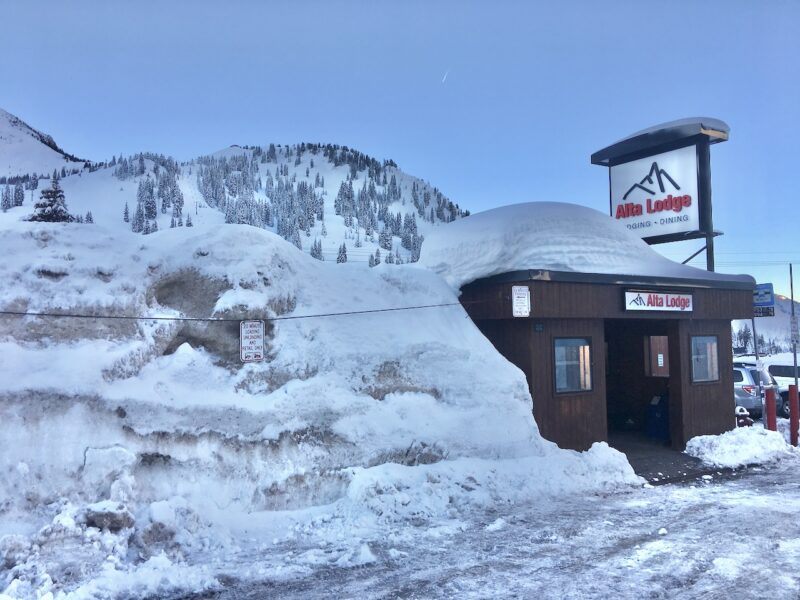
<box><xmin>420</xmin><ymin>202</ymin><xmax>755</xmax><ymax>290</ymax></box>
<box><xmin>0</xmin><ymin>109</ymin><xmax>84</xmax><ymax>178</ymax></box>
<box><xmin>1</xmin><ymin>107</ymin><xmax>466</xmax><ymax>266</ymax></box>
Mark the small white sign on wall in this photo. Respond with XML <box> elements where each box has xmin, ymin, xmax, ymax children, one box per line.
<box><xmin>512</xmin><ymin>286</ymin><xmax>531</xmax><ymax>318</ymax></box>
<box><xmin>240</xmin><ymin>320</ymin><xmax>265</xmax><ymax>362</ymax></box>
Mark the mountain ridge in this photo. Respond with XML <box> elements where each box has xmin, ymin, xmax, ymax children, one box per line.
<box><xmin>0</xmin><ymin>108</ymin><xmax>468</xmax><ymax>265</ymax></box>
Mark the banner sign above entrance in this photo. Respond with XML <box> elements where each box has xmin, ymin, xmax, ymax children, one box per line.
<box><xmin>625</xmin><ymin>291</ymin><xmax>693</xmax><ymax>312</ymax></box>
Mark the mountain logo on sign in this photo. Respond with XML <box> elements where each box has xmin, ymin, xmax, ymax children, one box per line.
<box><xmin>622</xmin><ymin>162</ymin><xmax>681</xmax><ymax>200</ymax></box>
<box><xmin>628</xmin><ymin>294</ymin><xmax>647</xmax><ymax>307</ymax></box>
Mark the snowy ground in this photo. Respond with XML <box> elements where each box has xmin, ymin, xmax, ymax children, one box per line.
<box><xmin>175</xmin><ymin>456</ymin><xmax>800</xmax><ymax>600</ymax></box>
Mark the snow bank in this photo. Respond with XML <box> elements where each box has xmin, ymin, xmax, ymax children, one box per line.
<box><xmin>419</xmin><ymin>202</ymin><xmax>754</xmax><ymax>290</ymax></box>
<box><xmin>685</xmin><ymin>426</ymin><xmax>797</xmax><ymax>468</ymax></box>
<box><xmin>0</xmin><ymin>219</ymin><xmax>642</xmax><ymax>599</ymax></box>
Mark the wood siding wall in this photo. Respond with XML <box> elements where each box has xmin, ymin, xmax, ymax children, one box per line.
<box><xmin>463</xmin><ymin>279</ymin><xmax>745</xmax><ymax>451</ymax></box>
<box><xmin>461</xmin><ymin>280</ymin><xmax>753</xmax><ymax>322</ymax></box>
<box><xmin>672</xmin><ymin>319</ymin><xmax>736</xmax><ymax>445</ymax></box>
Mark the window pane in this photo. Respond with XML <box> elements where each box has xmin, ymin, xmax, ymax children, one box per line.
<box><xmin>749</xmin><ymin>369</ymin><xmax>772</xmax><ymax>386</ymax></box>
<box><xmin>691</xmin><ymin>336</ymin><xmax>719</xmax><ymax>382</ymax></box>
<box><xmin>555</xmin><ymin>338</ymin><xmax>592</xmax><ymax>393</ymax></box>
<box><xmin>733</xmin><ymin>370</ymin><xmax>743</xmax><ymax>382</ymax></box>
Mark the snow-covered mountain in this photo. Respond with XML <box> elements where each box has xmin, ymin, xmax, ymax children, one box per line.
<box><xmin>0</xmin><ymin>108</ymin><xmax>467</xmax><ymax>266</ymax></box>
<box><xmin>0</xmin><ymin>109</ymin><xmax>85</xmax><ymax>178</ymax></box>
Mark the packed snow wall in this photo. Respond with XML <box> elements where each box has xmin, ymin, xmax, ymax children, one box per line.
<box><xmin>0</xmin><ymin>220</ymin><xmax>639</xmax><ymax>598</ymax></box>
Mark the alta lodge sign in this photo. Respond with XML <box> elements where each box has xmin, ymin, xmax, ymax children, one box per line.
<box><xmin>625</xmin><ymin>291</ymin><xmax>693</xmax><ymax>312</ymax></box>
<box><xmin>609</xmin><ymin>145</ymin><xmax>700</xmax><ymax>239</ymax></box>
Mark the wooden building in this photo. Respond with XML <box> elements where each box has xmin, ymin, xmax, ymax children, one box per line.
<box><xmin>460</xmin><ymin>270</ymin><xmax>754</xmax><ymax>451</ymax></box>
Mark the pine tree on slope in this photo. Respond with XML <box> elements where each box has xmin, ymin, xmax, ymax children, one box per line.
<box><xmin>27</xmin><ymin>177</ymin><xmax>73</xmax><ymax>222</ymax></box>
<box><xmin>13</xmin><ymin>184</ymin><xmax>24</xmax><ymax>207</ymax></box>
<box><xmin>1</xmin><ymin>186</ymin><xmax>11</xmax><ymax>211</ymax></box>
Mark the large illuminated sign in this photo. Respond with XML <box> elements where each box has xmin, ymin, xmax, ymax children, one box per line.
<box><xmin>610</xmin><ymin>145</ymin><xmax>699</xmax><ymax>238</ymax></box>
<box><xmin>591</xmin><ymin>118</ymin><xmax>729</xmax><ymax>258</ymax></box>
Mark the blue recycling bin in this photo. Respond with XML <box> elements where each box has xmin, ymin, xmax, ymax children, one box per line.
<box><xmin>646</xmin><ymin>394</ymin><xmax>670</xmax><ymax>443</ymax></box>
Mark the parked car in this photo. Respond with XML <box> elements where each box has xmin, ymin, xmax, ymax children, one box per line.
<box><xmin>764</xmin><ymin>363</ymin><xmax>800</xmax><ymax>418</ymax></box>
<box><xmin>732</xmin><ymin>363</ymin><xmax>781</xmax><ymax>418</ymax></box>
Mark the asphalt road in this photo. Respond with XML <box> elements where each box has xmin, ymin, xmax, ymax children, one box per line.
<box><xmin>169</xmin><ymin>457</ymin><xmax>800</xmax><ymax>600</ymax></box>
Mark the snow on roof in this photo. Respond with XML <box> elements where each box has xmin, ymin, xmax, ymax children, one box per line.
<box><xmin>614</xmin><ymin>117</ymin><xmax>730</xmax><ymax>145</ymax></box>
<box><xmin>419</xmin><ymin>202</ymin><xmax>754</xmax><ymax>290</ymax></box>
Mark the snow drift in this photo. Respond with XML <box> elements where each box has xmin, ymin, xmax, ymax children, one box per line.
<box><xmin>0</xmin><ymin>214</ymin><xmax>641</xmax><ymax>599</ymax></box>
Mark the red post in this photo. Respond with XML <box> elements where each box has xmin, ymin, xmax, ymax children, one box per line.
<box><xmin>790</xmin><ymin>385</ymin><xmax>799</xmax><ymax>447</ymax></box>
<box><xmin>765</xmin><ymin>388</ymin><xmax>778</xmax><ymax>432</ymax></box>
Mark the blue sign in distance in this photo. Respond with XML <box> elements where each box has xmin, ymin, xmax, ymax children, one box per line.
<box><xmin>753</xmin><ymin>283</ymin><xmax>775</xmax><ymax>308</ymax></box>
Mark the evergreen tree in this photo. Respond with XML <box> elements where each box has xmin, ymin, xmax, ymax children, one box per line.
<box><xmin>379</xmin><ymin>227</ymin><xmax>392</xmax><ymax>251</ymax></box>
<box><xmin>1</xmin><ymin>186</ymin><xmax>11</xmax><ymax>211</ymax></box>
<box><xmin>185</xmin><ymin>214</ymin><xmax>193</xmax><ymax>227</ymax></box>
<box><xmin>13</xmin><ymin>184</ymin><xmax>24</xmax><ymax>207</ymax></box>
<box><xmin>132</xmin><ymin>203</ymin><xmax>145</xmax><ymax>233</ymax></box>
<box><xmin>27</xmin><ymin>176</ymin><xmax>73</xmax><ymax>222</ymax></box>
<box><xmin>374</xmin><ymin>248</ymin><xmax>381</xmax><ymax>265</ymax></box>
<box><xmin>310</xmin><ymin>238</ymin><xmax>324</xmax><ymax>261</ymax></box>
<box><xmin>336</xmin><ymin>243</ymin><xmax>348</xmax><ymax>263</ymax></box>
<box><xmin>85</xmin><ymin>211</ymin><xmax>93</xmax><ymax>223</ymax></box>
<box><xmin>290</xmin><ymin>226</ymin><xmax>302</xmax><ymax>250</ymax></box>
<box><xmin>123</xmin><ymin>202</ymin><xmax>130</xmax><ymax>223</ymax></box>
<box><xmin>368</xmin><ymin>255</ymin><xmax>375</xmax><ymax>268</ymax></box>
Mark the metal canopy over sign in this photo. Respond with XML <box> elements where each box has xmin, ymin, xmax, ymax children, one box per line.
<box><xmin>591</xmin><ymin>118</ymin><xmax>729</xmax><ymax>269</ymax></box>
<box><xmin>625</xmin><ymin>290</ymin><xmax>693</xmax><ymax>312</ymax></box>
<box><xmin>240</xmin><ymin>320</ymin><xmax>265</xmax><ymax>363</ymax></box>
<box><xmin>512</xmin><ymin>285</ymin><xmax>531</xmax><ymax>317</ymax></box>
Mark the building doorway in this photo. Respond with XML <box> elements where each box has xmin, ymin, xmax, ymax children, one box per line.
<box><xmin>605</xmin><ymin>319</ymin><xmax>673</xmax><ymax>446</ymax></box>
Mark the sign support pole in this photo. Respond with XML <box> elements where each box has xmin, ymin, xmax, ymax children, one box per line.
<box><xmin>697</xmin><ymin>140</ymin><xmax>715</xmax><ymax>272</ymax></box>
<box><xmin>792</xmin><ymin>264</ymin><xmax>798</xmax><ymax>394</ymax></box>
<box><xmin>752</xmin><ymin>315</ymin><xmax>762</xmax><ymax>417</ymax></box>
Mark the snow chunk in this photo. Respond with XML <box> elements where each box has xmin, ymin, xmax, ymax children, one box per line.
<box><xmin>335</xmin><ymin>543</ymin><xmax>377</xmax><ymax>567</ymax></box>
<box><xmin>420</xmin><ymin>202</ymin><xmax>753</xmax><ymax>290</ymax></box>
<box><xmin>685</xmin><ymin>426</ymin><xmax>796</xmax><ymax>468</ymax></box>
<box><xmin>83</xmin><ymin>501</ymin><xmax>135</xmax><ymax>532</ymax></box>
<box><xmin>485</xmin><ymin>518</ymin><xmax>506</xmax><ymax>532</ymax></box>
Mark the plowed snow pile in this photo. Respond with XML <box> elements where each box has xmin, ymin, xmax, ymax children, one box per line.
<box><xmin>0</xmin><ymin>213</ymin><xmax>639</xmax><ymax>599</ymax></box>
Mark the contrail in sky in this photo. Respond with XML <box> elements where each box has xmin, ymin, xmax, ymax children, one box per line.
<box><xmin>442</xmin><ymin>70</ymin><xmax>449</xmax><ymax>84</ymax></box>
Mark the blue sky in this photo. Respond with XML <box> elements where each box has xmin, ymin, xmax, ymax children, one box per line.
<box><xmin>2</xmin><ymin>0</ymin><xmax>798</xmax><ymax>295</ymax></box>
